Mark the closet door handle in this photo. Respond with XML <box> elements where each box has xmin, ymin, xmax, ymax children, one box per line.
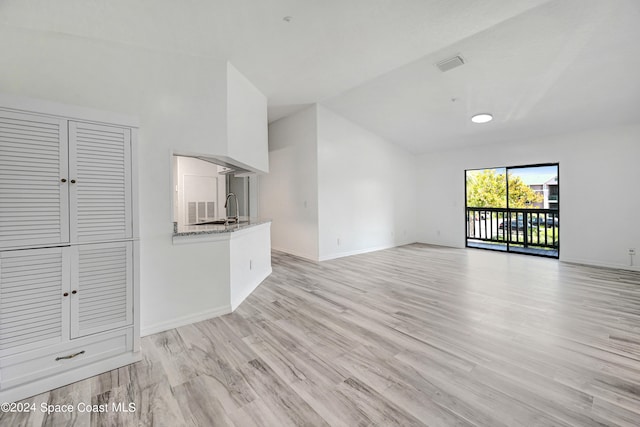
<box><xmin>55</xmin><ymin>350</ymin><xmax>85</xmax><ymax>361</ymax></box>
<box><xmin>61</xmin><ymin>178</ymin><xmax>67</xmax><ymax>183</ymax></box>
<box><xmin>70</xmin><ymin>179</ymin><xmax>77</xmax><ymax>184</ymax></box>
<box><xmin>71</xmin><ymin>290</ymin><xmax>77</xmax><ymax>295</ymax></box>
<box><xmin>63</xmin><ymin>292</ymin><xmax>69</xmax><ymax>297</ymax></box>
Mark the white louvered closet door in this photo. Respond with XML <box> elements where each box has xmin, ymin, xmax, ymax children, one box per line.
<box><xmin>0</xmin><ymin>111</ymin><xmax>69</xmax><ymax>249</ymax></box>
<box><xmin>0</xmin><ymin>247</ymin><xmax>70</xmax><ymax>357</ymax></box>
<box><xmin>70</xmin><ymin>241</ymin><xmax>132</xmax><ymax>338</ymax></box>
<box><xmin>68</xmin><ymin>121</ymin><xmax>132</xmax><ymax>243</ymax></box>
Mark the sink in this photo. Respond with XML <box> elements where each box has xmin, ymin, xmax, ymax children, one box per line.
<box><xmin>193</xmin><ymin>219</ymin><xmax>231</xmax><ymax>225</ymax></box>
<box><xmin>193</xmin><ymin>218</ymin><xmax>248</xmax><ymax>225</ymax></box>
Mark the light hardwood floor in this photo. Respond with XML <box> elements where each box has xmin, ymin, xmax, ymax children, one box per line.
<box><xmin>3</xmin><ymin>244</ymin><xmax>640</xmax><ymax>426</ymax></box>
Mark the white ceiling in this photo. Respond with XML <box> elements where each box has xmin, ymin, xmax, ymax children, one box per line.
<box><xmin>323</xmin><ymin>0</ymin><xmax>640</xmax><ymax>152</ymax></box>
<box><xmin>2</xmin><ymin>0</ymin><xmax>639</xmax><ymax>153</ymax></box>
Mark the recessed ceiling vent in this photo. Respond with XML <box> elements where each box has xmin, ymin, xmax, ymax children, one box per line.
<box><xmin>436</xmin><ymin>55</ymin><xmax>465</xmax><ymax>72</ymax></box>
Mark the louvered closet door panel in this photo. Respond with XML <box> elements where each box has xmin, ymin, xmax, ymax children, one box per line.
<box><xmin>0</xmin><ymin>247</ymin><xmax>70</xmax><ymax>357</ymax></box>
<box><xmin>0</xmin><ymin>111</ymin><xmax>69</xmax><ymax>249</ymax></box>
<box><xmin>69</xmin><ymin>122</ymin><xmax>131</xmax><ymax>243</ymax></box>
<box><xmin>70</xmin><ymin>242</ymin><xmax>132</xmax><ymax>338</ymax></box>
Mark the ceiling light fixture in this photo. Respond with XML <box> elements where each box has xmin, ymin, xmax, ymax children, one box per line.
<box><xmin>471</xmin><ymin>113</ymin><xmax>493</xmax><ymax>124</ymax></box>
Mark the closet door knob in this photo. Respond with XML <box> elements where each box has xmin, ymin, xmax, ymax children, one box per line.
<box><xmin>71</xmin><ymin>290</ymin><xmax>77</xmax><ymax>295</ymax></box>
<box><xmin>63</xmin><ymin>292</ymin><xmax>69</xmax><ymax>297</ymax></box>
<box><xmin>61</xmin><ymin>178</ymin><xmax>67</xmax><ymax>183</ymax></box>
<box><xmin>70</xmin><ymin>179</ymin><xmax>77</xmax><ymax>184</ymax></box>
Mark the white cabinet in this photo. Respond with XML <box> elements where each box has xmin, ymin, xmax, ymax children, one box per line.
<box><xmin>0</xmin><ymin>99</ymin><xmax>139</xmax><ymax>403</ymax></box>
<box><xmin>71</xmin><ymin>241</ymin><xmax>133</xmax><ymax>338</ymax></box>
<box><xmin>0</xmin><ymin>243</ymin><xmax>133</xmax><ymax>350</ymax></box>
<box><xmin>0</xmin><ymin>247</ymin><xmax>69</xmax><ymax>357</ymax></box>
<box><xmin>0</xmin><ymin>328</ymin><xmax>133</xmax><ymax>392</ymax></box>
<box><xmin>0</xmin><ymin>113</ymin><xmax>132</xmax><ymax>250</ymax></box>
<box><xmin>69</xmin><ymin>121</ymin><xmax>132</xmax><ymax>243</ymax></box>
<box><xmin>0</xmin><ymin>112</ymin><xmax>69</xmax><ymax>249</ymax></box>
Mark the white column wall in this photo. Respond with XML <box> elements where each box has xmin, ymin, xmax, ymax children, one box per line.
<box><xmin>227</xmin><ymin>63</ymin><xmax>269</xmax><ymax>173</ymax></box>
<box><xmin>317</xmin><ymin>106</ymin><xmax>418</xmax><ymax>260</ymax></box>
<box><xmin>259</xmin><ymin>105</ymin><xmax>320</xmax><ymax>260</ymax></box>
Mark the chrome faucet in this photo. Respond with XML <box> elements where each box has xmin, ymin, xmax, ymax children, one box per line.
<box><xmin>224</xmin><ymin>193</ymin><xmax>239</xmax><ymax>224</ymax></box>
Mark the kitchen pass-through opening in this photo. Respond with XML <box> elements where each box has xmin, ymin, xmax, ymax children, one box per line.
<box><xmin>172</xmin><ymin>155</ymin><xmax>256</xmax><ymax>227</ymax></box>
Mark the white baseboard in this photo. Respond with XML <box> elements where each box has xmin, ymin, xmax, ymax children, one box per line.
<box><xmin>141</xmin><ymin>305</ymin><xmax>232</xmax><ymax>337</ymax></box>
<box><xmin>318</xmin><ymin>241</ymin><xmax>414</xmax><ymax>262</ymax></box>
<box><xmin>561</xmin><ymin>257</ymin><xmax>640</xmax><ymax>272</ymax></box>
<box><xmin>231</xmin><ymin>267</ymin><xmax>272</xmax><ymax>311</ymax></box>
<box><xmin>271</xmin><ymin>245</ymin><xmax>319</xmax><ymax>262</ymax></box>
<box><xmin>416</xmin><ymin>239</ymin><xmax>465</xmax><ymax>249</ymax></box>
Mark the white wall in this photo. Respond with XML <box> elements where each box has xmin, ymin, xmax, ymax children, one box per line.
<box><xmin>317</xmin><ymin>106</ymin><xmax>417</xmax><ymax>260</ymax></box>
<box><xmin>0</xmin><ymin>26</ymin><xmax>239</xmax><ymax>333</ymax></box>
<box><xmin>416</xmin><ymin>123</ymin><xmax>640</xmax><ymax>271</ymax></box>
<box><xmin>226</xmin><ymin>63</ymin><xmax>269</xmax><ymax>173</ymax></box>
<box><xmin>259</xmin><ymin>106</ymin><xmax>319</xmax><ymax>260</ymax></box>
<box><xmin>146</xmin><ymin>239</ymin><xmax>231</xmax><ymax>335</ymax></box>
<box><xmin>261</xmin><ymin>104</ymin><xmax>418</xmax><ymax>262</ymax></box>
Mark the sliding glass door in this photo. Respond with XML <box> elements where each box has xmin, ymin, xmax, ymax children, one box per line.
<box><xmin>465</xmin><ymin>163</ymin><xmax>559</xmax><ymax>257</ymax></box>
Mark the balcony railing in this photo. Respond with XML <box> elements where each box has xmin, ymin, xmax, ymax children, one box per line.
<box><xmin>466</xmin><ymin>207</ymin><xmax>559</xmax><ymax>250</ymax></box>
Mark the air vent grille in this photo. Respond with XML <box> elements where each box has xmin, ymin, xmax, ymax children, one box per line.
<box><xmin>436</xmin><ymin>55</ymin><xmax>465</xmax><ymax>72</ymax></box>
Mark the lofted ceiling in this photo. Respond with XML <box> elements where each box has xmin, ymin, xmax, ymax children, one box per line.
<box><xmin>323</xmin><ymin>0</ymin><xmax>640</xmax><ymax>152</ymax></box>
<box><xmin>1</xmin><ymin>0</ymin><xmax>639</xmax><ymax>153</ymax></box>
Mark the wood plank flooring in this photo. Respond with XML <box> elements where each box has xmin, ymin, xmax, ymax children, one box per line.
<box><xmin>3</xmin><ymin>244</ymin><xmax>640</xmax><ymax>426</ymax></box>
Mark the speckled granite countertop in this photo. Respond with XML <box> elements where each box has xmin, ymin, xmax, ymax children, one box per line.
<box><xmin>173</xmin><ymin>217</ymin><xmax>271</xmax><ymax>237</ymax></box>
